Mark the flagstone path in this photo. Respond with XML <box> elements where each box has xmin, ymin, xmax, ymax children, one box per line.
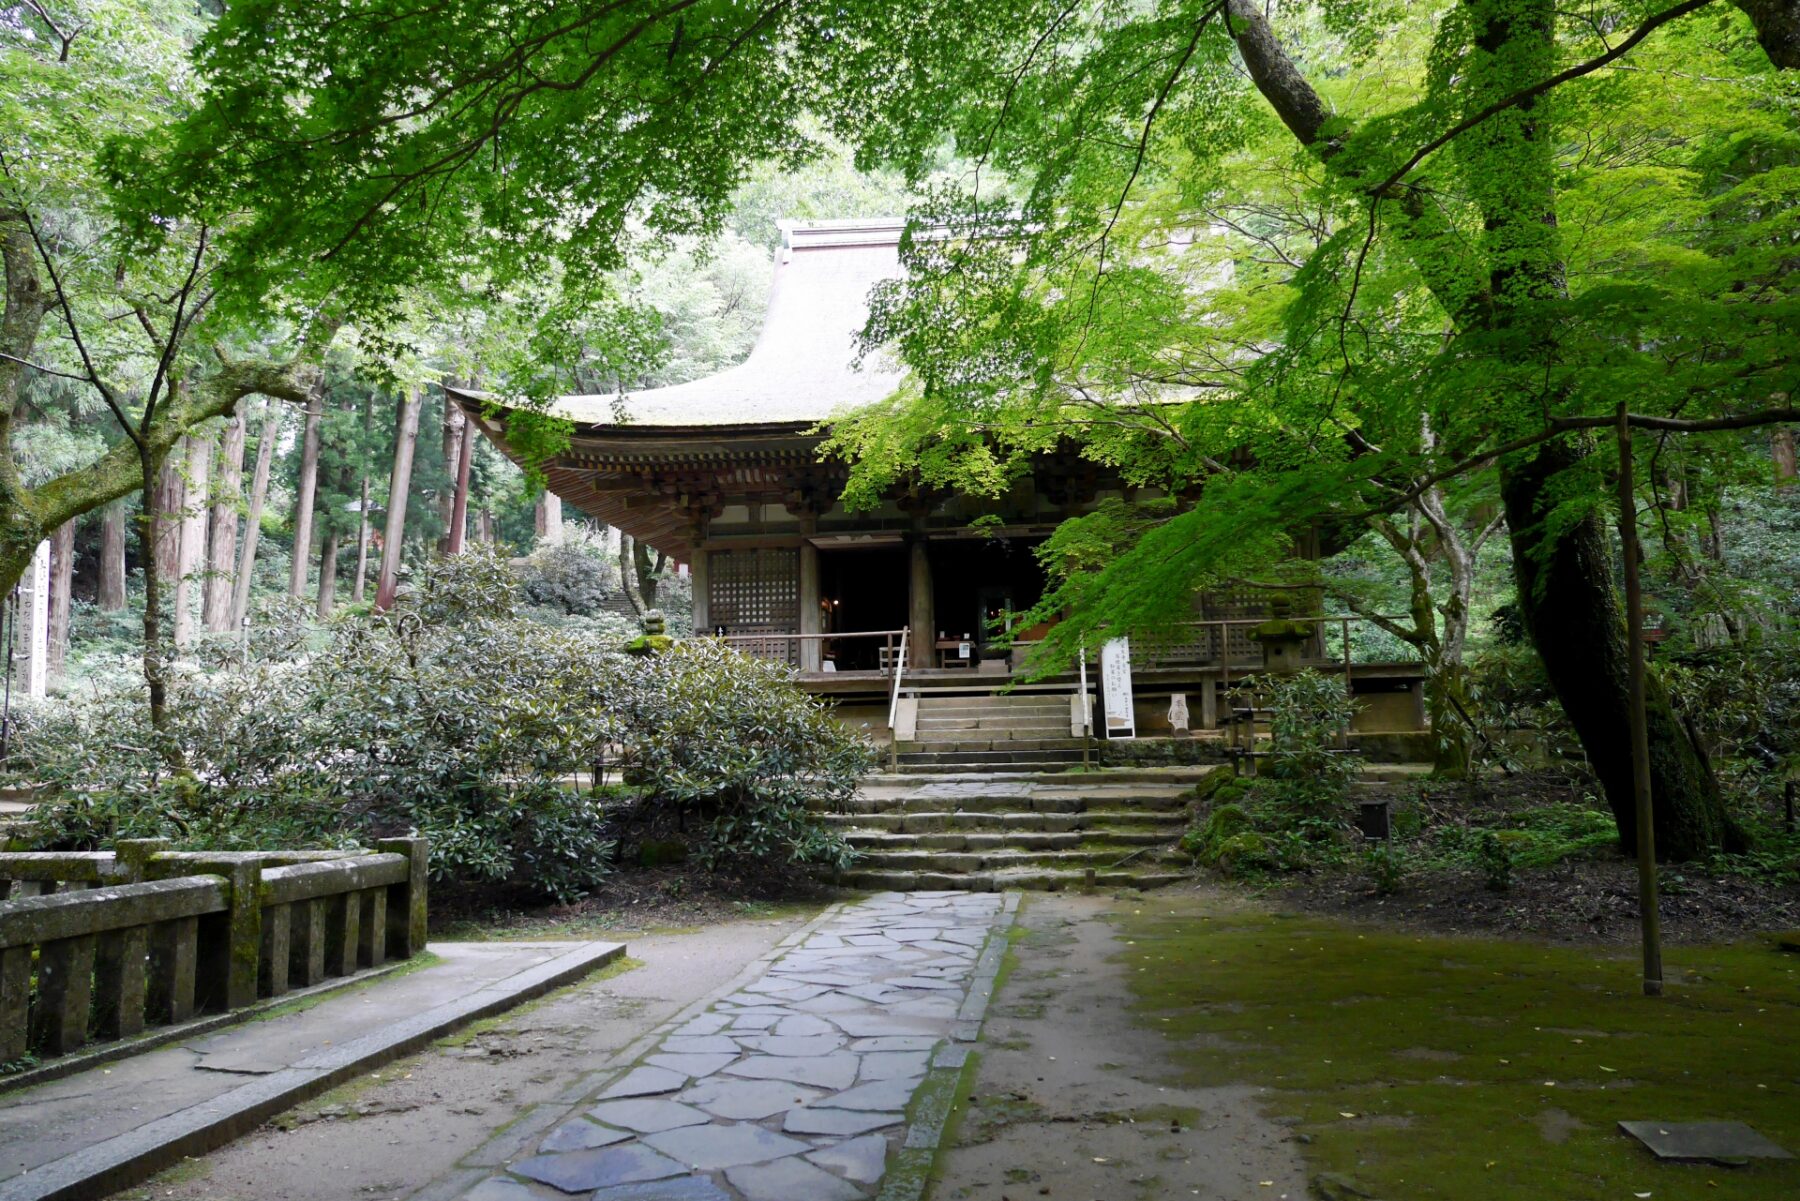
<box><xmin>455</xmin><ymin>891</ymin><xmax>1015</xmax><ymax>1201</ymax></box>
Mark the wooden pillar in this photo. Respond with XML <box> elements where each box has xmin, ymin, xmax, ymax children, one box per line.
<box><xmin>908</xmin><ymin>537</ymin><xmax>934</xmax><ymax>669</ymax></box>
<box><xmin>690</xmin><ymin>548</ymin><xmax>711</xmax><ymax>633</ymax></box>
<box><xmin>798</xmin><ymin>537</ymin><xmax>822</xmax><ymax>672</ymax></box>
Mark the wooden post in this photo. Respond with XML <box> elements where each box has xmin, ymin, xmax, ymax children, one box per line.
<box><xmin>690</xmin><ymin>548</ymin><xmax>710</xmax><ymax>632</ymax></box>
<box><xmin>799</xmin><ymin>538</ymin><xmax>822</xmax><ymax>672</ymax></box>
<box><xmin>377</xmin><ymin>837</ymin><xmax>429</xmax><ymax>959</ymax></box>
<box><xmin>1617</xmin><ymin>404</ymin><xmax>1663</xmax><ymax>998</ymax></box>
<box><xmin>907</xmin><ymin>537</ymin><xmax>934</xmax><ymax>670</ymax></box>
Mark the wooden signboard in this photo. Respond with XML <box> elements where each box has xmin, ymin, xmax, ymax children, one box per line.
<box><xmin>1101</xmin><ymin>637</ymin><xmax>1135</xmax><ymax>739</ymax></box>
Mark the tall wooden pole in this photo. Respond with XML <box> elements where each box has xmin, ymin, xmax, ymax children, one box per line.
<box><xmin>1617</xmin><ymin>403</ymin><xmax>1663</xmax><ymax>998</ymax></box>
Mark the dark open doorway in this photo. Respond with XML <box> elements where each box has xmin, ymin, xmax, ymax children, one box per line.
<box><xmin>818</xmin><ymin>543</ymin><xmax>909</xmax><ymax>671</ymax></box>
<box><xmin>929</xmin><ymin>537</ymin><xmax>1048</xmax><ymax>662</ymax></box>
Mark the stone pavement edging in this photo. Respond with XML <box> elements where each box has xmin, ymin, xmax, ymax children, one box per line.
<box><xmin>441</xmin><ymin>891</ymin><xmax>1021</xmax><ymax>1201</ymax></box>
<box><xmin>0</xmin><ymin>940</ymin><xmax>625</xmax><ymax>1201</ymax></box>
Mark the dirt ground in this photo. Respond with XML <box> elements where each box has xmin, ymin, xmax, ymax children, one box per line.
<box><xmin>932</xmin><ymin>892</ymin><xmax>1309</xmax><ymax>1201</ymax></box>
<box><xmin>114</xmin><ymin>909</ymin><xmax>820</xmax><ymax>1201</ymax></box>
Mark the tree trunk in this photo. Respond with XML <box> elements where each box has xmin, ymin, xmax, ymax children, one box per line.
<box><xmin>204</xmin><ymin>404</ymin><xmax>246</xmax><ymax>632</ymax></box>
<box><xmin>618</xmin><ymin>534</ymin><xmax>646</xmax><ymax>617</ymax></box>
<box><xmin>172</xmin><ymin>432</ymin><xmax>210</xmax><ymax>651</ymax></box>
<box><xmin>374</xmin><ymin>385</ymin><xmax>422</xmax><ymax>611</ymax></box>
<box><xmin>231</xmin><ymin>398</ymin><xmax>281</xmax><ymax>630</ymax></box>
<box><xmin>633</xmin><ymin>541</ymin><xmax>663</xmax><ymax>609</ymax></box>
<box><xmin>447</xmin><ymin>406</ymin><xmax>473</xmax><ymax>554</ymax></box>
<box><xmin>138</xmin><ymin>454</ymin><xmax>173</xmax><ymax>733</ymax></box>
<box><xmin>98</xmin><ymin>500</ymin><xmax>127</xmax><ymax>611</ymax></box>
<box><xmin>1773</xmin><ymin>428</ymin><xmax>1796</xmax><ymax>488</ymax></box>
<box><xmin>316</xmin><ymin>531</ymin><xmax>339</xmax><ymax>617</ymax></box>
<box><xmin>152</xmin><ymin>452</ymin><xmax>184</xmax><ymax>590</ymax></box>
<box><xmin>1465</xmin><ymin>0</ymin><xmax>1734</xmax><ymax>859</ymax></box>
<box><xmin>47</xmin><ymin>518</ymin><xmax>73</xmax><ymax>679</ymax></box>
<box><xmin>352</xmin><ymin>388</ymin><xmax>374</xmax><ymax>602</ymax></box>
<box><xmin>288</xmin><ymin>387</ymin><xmax>324</xmax><ymax>597</ymax></box>
<box><xmin>437</xmin><ymin>396</ymin><xmax>463</xmax><ymax>553</ymax></box>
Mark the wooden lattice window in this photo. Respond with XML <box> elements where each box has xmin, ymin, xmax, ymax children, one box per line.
<box><xmin>709</xmin><ymin>548</ymin><xmax>800</xmax><ymax>665</ymax></box>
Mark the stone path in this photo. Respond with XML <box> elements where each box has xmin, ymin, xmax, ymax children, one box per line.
<box><xmin>457</xmin><ymin>892</ymin><xmax>1014</xmax><ymax>1201</ymax></box>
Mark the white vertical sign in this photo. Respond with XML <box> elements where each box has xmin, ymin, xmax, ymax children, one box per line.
<box><xmin>18</xmin><ymin>540</ymin><xmax>50</xmax><ymax>700</ymax></box>
<box><xmin>1100</xmin><ymin>636</ymin><xmax>1135</xmax><ymax>739</ymax></box>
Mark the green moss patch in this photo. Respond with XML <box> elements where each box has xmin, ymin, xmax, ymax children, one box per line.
<box><xmin>1120</xmin><ymin>903</ymin><xmax>1800</xmax><ymax>1200</ymax></box>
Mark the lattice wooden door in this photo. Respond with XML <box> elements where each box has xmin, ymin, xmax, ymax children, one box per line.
<box><xmin>709</xmin><ymin>547</ymin><xmax>800</xmax><ymax>665</ymax></box>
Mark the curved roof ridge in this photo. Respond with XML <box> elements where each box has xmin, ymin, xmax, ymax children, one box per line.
<box><xmin>549</xmin><ymin>217</ymin><xmax>909</xmax><ymax>428</ymax></box>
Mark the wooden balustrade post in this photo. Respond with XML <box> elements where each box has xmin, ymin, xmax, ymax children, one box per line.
<box><xmin>93</xmin><ymin>927</ymin><xmax>149</xmax><ymax>1039</ymax></box>
<box><xmin>260</xmin><ymin>903</ymin><xmax>292</xmax><ymax>997</ymax></box>
<box><xmin>357</xmin><ymin>888</ymin><xmax>387</xmax><ymax>968</ymax></box>
<box><xmin>376</xmin><ymin>838</ymin><xmax>428</xmax><ymax>959</ymax></box>
<box><xmin>33</xmin><ymin>935</ymin><xmax>97</xmax><ymax>1055</ymax></box>
<box><xmin>0</xmin><ymin>947</ymin><xmax>31</xmax><ymax>1061</ymax></box>
<box><xmin>290</xmin><ymin>899</ymin><xmax>327</xmax><ymax>987</ymax></box>
<box><xmin>147</xmin><ymin>916</ymin><xmax>199</xmax><ymax>1024</ymax></box>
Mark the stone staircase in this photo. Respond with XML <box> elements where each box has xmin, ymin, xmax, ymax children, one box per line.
<box><xmin>893</xmin><ymin>693</ymin><xmax>1088</xmax><ymax>773</ymax></box>
<box><xmin>823</xmin><ymin>768</ymin><xmax>1205</xmax><ymax>892</ymax></box>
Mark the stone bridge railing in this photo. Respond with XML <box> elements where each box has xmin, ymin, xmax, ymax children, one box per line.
<box><xmin>0</xmin><ymin>838</ymin><xmax>427</xmax><ymax>1064</ymax></box>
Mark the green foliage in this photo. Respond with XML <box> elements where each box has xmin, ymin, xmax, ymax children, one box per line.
<box><xmin>1474</xmin><ymin>830</ymin><xmax>1515</xmax><ymax>893</ymax></box>
<box><xmin>1263</xmin><ymin>670</ymin><xmax>1362</xmax><ymax>820</ymax></box>
<box><xmin>1363</xmin><ymin>841</ymin><xmax>1409</xmax><ymax>896</ymax></box>
<box><xmin>518</xmin><ymin>541</ymin><xmax>614</xmax><ymax>617</ymax></box>
<box><xmin>13</xmin><ymin>548</ymin><xmax>868</xmax><ymax>899</ymax></box>
<box><xmin>616</xmin><ymin>641</ymin><xmax>871</xmax><ymax>872</ymax></box>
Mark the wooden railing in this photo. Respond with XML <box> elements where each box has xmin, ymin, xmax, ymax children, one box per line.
<box><xmin>715</xmin><ymin>628</ymin><xmax>910</xmax><ymax>675</ymax></box>
<box><xmin>0</xmin><ymin>838</ymin><xmax>427</xmax><ymax>1064</ymax></box>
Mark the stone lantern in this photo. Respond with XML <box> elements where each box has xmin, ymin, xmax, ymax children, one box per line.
<box><xmin>1247</xmin><ymin>598</ymin><xmax>1313</xmax><ymax>673</ymax></box>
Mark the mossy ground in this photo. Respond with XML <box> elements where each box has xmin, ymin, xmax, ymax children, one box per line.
<box><xmin>1120</xmin><ymin>902</ymin><xmax>1800</xmax><ymax>1200</ymax></box>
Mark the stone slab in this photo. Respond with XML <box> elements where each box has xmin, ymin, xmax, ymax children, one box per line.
<box><xmin>723</xmin><ymin>1054</ymin><xmax>861</xmax><ymax>1091</ymax></box>
<box><xmin>783</xmin><ymin>1107</ymin><xmax>905</xmax><ymax>1137</ymax></box>
<box><xmin>1619</xmin><ymin>1120</ymin><xmax>1794</xmax><ymax>1162</ymax></box>
<box><xmin>642</xmin><ymin>1122</ymin><xmax>810</xmax><ymax>1171</ymax></box>
<box><xmin>598</xmin><ymin>1066</ymin><xmax>690</xmax><ymax>1099</ymax></box>
<box><xmin>540</xmin><ymin>1118</ymin><xmax>632</xmax><ymax>1153</ymax></box>
<box><xmin>678</xmin><ymin>1078</ymin><xmax>824</xmax><ymax>1121</ymax></box>
<box><xmin>806</xmin><ymin>1132</ymin><xmax>890</xmax><ymax>1184</ymax></box>
<box><xmin>725</xmin><ymin>1157</ymin><xmax>865</xmax><ymax>1201</ymax></box>
<box><xmin>585</xmin><ymin>1099</ymin><xmax>712</xmax><ymax>1134</ymax></box>
<box><xmin>512</xmin><ymin>1144</ymin><xmax>688</xmax><ymax>1192</ymax></box>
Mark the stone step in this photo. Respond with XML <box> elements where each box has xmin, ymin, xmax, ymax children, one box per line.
<box><xmin>849</xmin><ymin>847</ymin><xmax>1187</xmax><ymax>874</ymax></box>
<box><xmin>840</xmin><ymin>868</ymin><xmax>1188</xmax><ymax>892</ymax></box>
<box><xmin>896</xmin><ymin>747</ymin><xmax>1086</xmax><ymax>765</ymax></box>
<box><xmin>842</xmin><ymin>829</ymin><xmax>1175</xmax><ymax>852</ymax></box>
<box><xmin>914</xmin><ymin>717</ymin><xmax>1073</xmax><ymax>733</ymax></box>
<box><xmin>889</xmin><ymin>762</ymin><xmax>1083</xmax><ymax>776</ymax></box>
<box><xmin>817</xmin><ymin>809</ymin><xmax>1187</xmax><ymax>832</ymax></box>
<box><xmin>899</xmin><ymin>738</ymin><xmax>1084</xmax><ymax>753</ymax></box>
<box><xmin>913</xmin><ymin>702</ymin><xmax>1070</xmax><ymax>717</ymax></box>
<box><xmin>862</xmin><ymin>767</ymin><xmax>1216</xmax><ymax>787</ymax></box>
<box><xmin>827</xmin><ymin>792</ymin><xmax>1191</xmax><ymax>815</ymax></box>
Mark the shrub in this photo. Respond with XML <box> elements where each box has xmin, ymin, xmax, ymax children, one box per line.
<box><xmin>1262</xmin><ymin>670</ymin><xmax>1360</xmax><ymax>821</ymax></box>
<box><xmin>1475</xmin><ymin>830</ymin><xmax>1514</xmax><ymax>892</ymax></box>
<box><xmin>14</xmin><ymin>547</ymin><xmax>868</xmax><ymax>901</ymax></box>
<box><xmin>1364</xmin><ymin>841</ymin><xmax>1408</xmax><ymax>895</ymax></box>
<box><xmin>616</xmin><ymin>640</ymin><xmax>869</xmax><ymax>871</ymax></box>
<box><xmin>520</xmin><ymin>540</ymin><xmax>615</xmax><ymax>616</ymax></box>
